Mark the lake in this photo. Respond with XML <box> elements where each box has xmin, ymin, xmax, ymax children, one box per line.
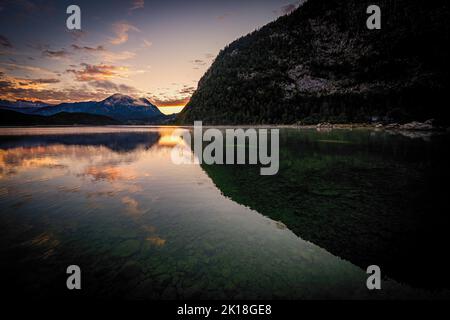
<box><xmin>0</xmin><ymin>126</ymin><xmax>449</xmax><ymax>299</ymax></box>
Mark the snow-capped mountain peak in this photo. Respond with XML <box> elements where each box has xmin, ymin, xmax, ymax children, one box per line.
<box><xmin>4</xmin><ymin>93</ymin><xmax>167</xmax><ymax>124</ymax></box>
<box><xmin>101</xmin><ymin>94</ymin><xmax>154</xmax><ymax>107</ymax></box>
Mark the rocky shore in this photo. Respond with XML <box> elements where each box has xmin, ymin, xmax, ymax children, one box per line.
<box><xmin>309</xmin><ymin>119</ymin><xmax>448</xmax><ymax>132</ymax></box>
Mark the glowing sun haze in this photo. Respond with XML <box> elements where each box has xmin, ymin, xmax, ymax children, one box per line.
<box><xmin>0</xmin><ymin>0</ymin><xmax>301</xmax><ymax>114</ymax></box>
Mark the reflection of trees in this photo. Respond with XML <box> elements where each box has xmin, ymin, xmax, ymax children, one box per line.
<box><xmin>201</xmin><ymin>129</ymin><xmax>450</xmax><ymax>290</ymax></box>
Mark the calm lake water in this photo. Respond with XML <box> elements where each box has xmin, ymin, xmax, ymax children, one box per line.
<box><xmin>0</xmin><ymin>126</ymin><xmax>449</xmax><ymax>299</ymax></box>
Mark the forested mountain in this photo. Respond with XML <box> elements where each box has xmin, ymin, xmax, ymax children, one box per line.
<box><xmin>178</xmin><ymin>0</ymin><xmax>450</xmax><ymax>125</ymax></box>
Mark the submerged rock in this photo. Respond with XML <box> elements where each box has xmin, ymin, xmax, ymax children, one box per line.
<box><xmin>118</xmin><ymin>261</ymin><xmax>143</xmax><ymax>280</ymax></box>
<box><xmin>317</xmin><ymin>122</ymin><xmax>333</xmax><ymax>129</ymax></box>
<box><xmin>385</xmin><ymin>123</ymin><xmax>400</xmax><ymax>129</ymax></box>
<box><xmin>161</xmin><ymin>286</ymin><xmax>177</xmax><ymax>299</ymax></box>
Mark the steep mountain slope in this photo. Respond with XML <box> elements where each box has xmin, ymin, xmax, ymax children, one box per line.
<box><xmin>179</xmin><ymin>0</ymin><xmax>450</xmax><ymax>125</ymax></box>
<box><xmin>35</xmin><ymin>94</ymin><xmax>166</xmax><ymax>124</ymax></box>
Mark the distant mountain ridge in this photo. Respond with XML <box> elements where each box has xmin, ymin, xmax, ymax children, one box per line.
<box><xmin>0</xmin><ymin>109</ymin><xmax>119</xmax><ymax>126</ymax></box>
<box><xmin>1</xmin><ymin>94</ymin><xmax>170</xmax><ymax>124</ymax></box>
<box><xmin>36</xmin><ymin>94</ymin><xmax>165</xmax><ymax>124</ymax></box>
<box><xmin>178</xmin><ymin>0</ymin><xmax>450</xmax><ymax>124</ymax></box>
<box><xmin>0</xmin><ymin>99</ymin><xmax>50</xmax><ymax>108</ymax></box>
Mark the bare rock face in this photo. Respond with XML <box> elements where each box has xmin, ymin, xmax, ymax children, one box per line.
<box><xmin>179</xmin><ymin>0</ymin><xmax>449</xmax><ymax>125</ymax></box>
<box><xmin>317</xmin><ymin>122</ymin><xmax>333</xmax><ymax>129</ymax></box>
<box><xmin>400</xmin><ymin>121</ymin><xmax>434</xmax><ymax>131</ymax></box>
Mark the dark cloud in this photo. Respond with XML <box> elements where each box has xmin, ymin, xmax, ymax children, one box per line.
<box><xmin>179</xmin><ymin>86</ymin><xmax>196</xmax><ymax>95</ymax></box>
<box><xmin>0</xmin><ymin>35</ymin><xmax>12</xmax><ymax>48</ymax></box>
<box><xmin>17</xmin><ymin>78</ymin><xmax>60</xmax><ymax>86</ymax></box>
<box><xmin>88</xmin><ymin>80</ymin><xmax>118</xmax><ymax>91</ymax></box>
<box><xmin>0</xmin><ymin>80</ymin><xmax>13</xmax><ymax>89</ymax></box>
<box><xmin>71</xmin><ymin>45</ymin><xmax>135</xmax><ymax>61</ymax></box>
<box><xmin>89</xmin><ymin>79</ymin><xmax>138</xmax><ymax>94</ymax></box>
<box><xmin>71</xmin><ymin>44</ymin><xmax>106</xmax><ymax>52</ymax></box>
<box><xmin>43</xmin><ymin>49</ymin><xmax>71</xmax><ymax>59</ymax></box>
<box><xmin>27</xmin><ymin>43</ymin><xmax>50</xmax><ymax>51</ymax></box>
<box><xmin>71</xmin><ymin>44</ymin><xmax>135</xmax><ymax>62</ymax></box>
<box><xmin>68</xmin><ymin>30</ymin><xmax>87</xmax><ymax>42</ymax></box>
<box><xmin>190</xmin><ymin>59</ymin><xmax>206</xmax><ymax>67</ymax></box>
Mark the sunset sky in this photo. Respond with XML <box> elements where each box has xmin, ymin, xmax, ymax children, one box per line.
<box><xmin>0</xmin><ymin>0</ymin><xmax>301</xmax><ymax>114</ymax></box>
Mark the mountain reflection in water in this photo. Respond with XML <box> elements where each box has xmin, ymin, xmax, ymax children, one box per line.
<box><xmin>0</xmin><ymin>127</ymin><xmax>449</xmax><ymax>299</ymax></box>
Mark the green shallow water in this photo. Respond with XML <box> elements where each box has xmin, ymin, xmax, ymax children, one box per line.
<box><xmin>0</xmin><ymin>126</ymin><xmax>449</xmax><ymax>299</ymax></box>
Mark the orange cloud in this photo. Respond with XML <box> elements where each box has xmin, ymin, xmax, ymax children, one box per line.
<box><xmin>0</xmin><ymin>72</ymin><xmax>69</xmax><ymax>101</ymax></box>
<box><xmin>0</xmin><ymin>73</ymin><xmax>60</xmax><ymax>90</ymax></box>
<box><xmin>66</xmin><ymin>63</ymin><xmax>126</xmax><ymax>82</ymax></box>
<box><xmin>109</xmin><ymin>22</ymin><xmax>140</xmax><ymax>45</ymax></box>
<box><xmin>0</xmin><ymin>70</ymin><xmax>113</xmax><ymax>103</ymax></box>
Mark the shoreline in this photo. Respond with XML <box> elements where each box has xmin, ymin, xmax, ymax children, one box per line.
<box><xmin>0</xmin><ymin>121</ymin><xmax>448</xmax><ymax>133</ymax></box>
